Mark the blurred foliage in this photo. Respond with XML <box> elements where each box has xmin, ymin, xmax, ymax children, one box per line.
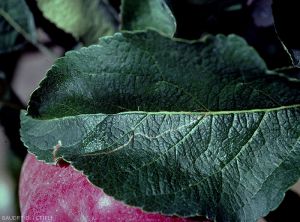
<box><xmin>0</xmin><ymin>0</ymin><xmax>36</xmax><ymax>54</ymax></box>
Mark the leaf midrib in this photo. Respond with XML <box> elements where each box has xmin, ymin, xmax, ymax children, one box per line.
<box><xmin>29</xmin><ymin>104</ymin><xmax>300</xmax><ymax>121</ymax></box>
<box><xmin>118</xmin><ymin>104</ymin><xmax>300</xmax><ymax>116</ymax></box>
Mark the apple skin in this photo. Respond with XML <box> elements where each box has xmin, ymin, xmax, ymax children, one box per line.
<box><xmin>19</xmin><ymin>154</ymin><xmax>209</xmax><ymax>222</ymax></box>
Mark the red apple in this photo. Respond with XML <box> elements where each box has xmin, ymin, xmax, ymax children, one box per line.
<box><xmin>19</xmin><ymin>154</ymin><xmax>210</xmax><ymax>222</ymax></box>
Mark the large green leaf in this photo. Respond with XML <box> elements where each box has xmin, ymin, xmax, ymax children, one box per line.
<box><xmin>121</xmin><ymin>0</ymin><xmax>176</xmax><ymax>36</ymax></box>
<box><xmin>21</xmin><ymin>31</ymin><xmax>300</xmax><ymax>221</ymax></box>
<box><xmin>36</xmin><ymin>0</ymin><xmax>118</xmax><ymax>45</ymax></box>
<box><xmin>272</xmin><ymin>0</ymin><xmax>300</xmax><ymax>67</ymax></box>
<box><xmin>0</xmin><ymin>0</ymin><xmax>36</xmax><ymax>53</ymax></box>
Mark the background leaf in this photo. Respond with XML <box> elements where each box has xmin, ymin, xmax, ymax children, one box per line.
<box><xmin>0</xmin><ymin>0</ymin><xmax>36</xmax><ymax>54</ymax></box>
<box><xmin>250</xmin><ymin>0</ymin><xmax>273</xmax><ymax>28</ymax></box>
<box><xmin>269</xmin><ymin>67</ymin><xmax>300</xmax><ymax>82</ymax></box>
<box><xmin>21</xmin><ymin>31</ymin><xmax>300</xmax><ymax>221</ymax></box>
<box><xmin>36</xmin><ymin>0</ymin><xmax>118</xmax><ymax>45</ymax></box>
<box><xmin>272</xmin><ymin>0</ymin><xmax>300</xmax><ymax>67</ymax></box>
<box><xmin>0</xmin><ymin>70</ymin><xmax>26</xmax><ymax>158</ymax></box>
<box><xmin>121</xmin><ymin>0</ymin><xmax>176</xmax><ymax>36</ymax></box>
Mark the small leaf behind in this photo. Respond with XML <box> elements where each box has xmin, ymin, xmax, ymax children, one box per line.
<box><xmin>36</xmin><ymin>0</ymin><xmax>118</xmax><ymax>45</ymax></box>
<box><xmin>121</xmin><ymin>0</ymin><xmax>176</xmax><ymax>36</ymax></box>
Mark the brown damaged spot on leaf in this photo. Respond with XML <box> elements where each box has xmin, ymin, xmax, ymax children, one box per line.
<box><xmin>56</xmin><ymin>158</ymin><xmax>70</xmax><ymax>168</ymax></box>
<box><xmin>52</xmin><ymin>140</ymin><xmax>70</xmax><ymax>167</ymax></box>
